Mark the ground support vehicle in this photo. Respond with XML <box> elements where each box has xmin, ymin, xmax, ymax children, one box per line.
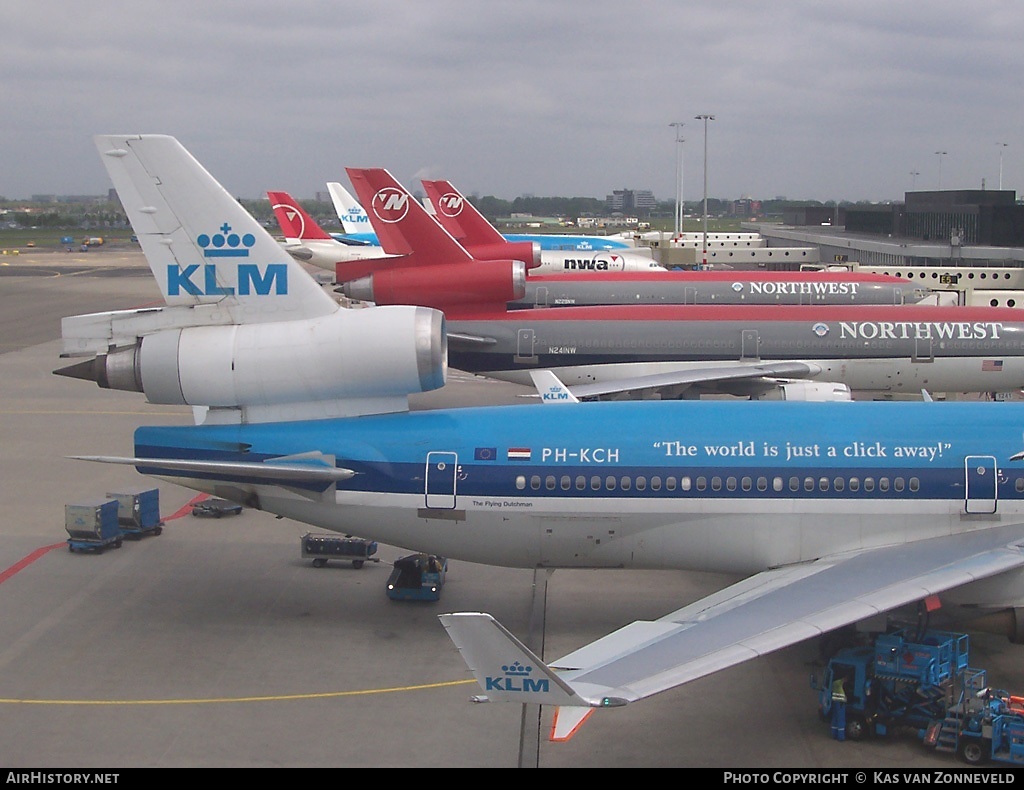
<box><xmin>386</xmin><ymin>553</ymin><xmax>447</xmax><ymax>601</ymax></box>
<box><xmin>65</xmin><ymin>499</ymin><xmax>123</xmax><ymax>554</ymax></box>
<box><xmin>814</xmin><ymin>628</ymin><xmax>969</xmax><ymax>741</ymax></box>
<box><xmin>924</xmin><ymin>682</ymin><xmax>1024</xmax><ymax>766</ymax></box>
<box><xmin>106</xmin><ymin>487</ymin><xmax>163</xmax><ymax>539</ymax></box>
<box><xmin>301</xmin><ymin>533</ymin><xmax>378</xmax><ymax>569</ymax></box>
<box><xmin>192</xmin><ymin>498</ymin><xmax>243</xmax><ymax>518</ymax></box>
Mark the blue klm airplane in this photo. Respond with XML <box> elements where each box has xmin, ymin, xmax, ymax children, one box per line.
<box><xmin>326</xmin><ymin>179</ymin><xmax>636</xmax><ymax>252</ymax></box>
<box><xmin>57</xmin><ymin>134</ymin><xmax>1024</xmax><ymax>744</ymax></box>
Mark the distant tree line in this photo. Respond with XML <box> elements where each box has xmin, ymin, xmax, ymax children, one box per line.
<box><xmin>0</xmin><ymin>194</ymin><xmax>875</xmax><ymax>230</ymax></box>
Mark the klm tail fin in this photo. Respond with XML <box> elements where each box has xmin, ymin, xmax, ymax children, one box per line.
<box><xmin>268</xmin><ymin>191</ymin><xmax>334</xmax><ymax>241</ymax></box>
<box><xmin>327</xmin><ymin>180</ymin><xmax>377</xmax><ymax>239</ymax></box>
<box><xmin>96</xmin><ymin>134</ymin><xmax>336</xmax><ymax>324</ymax></box>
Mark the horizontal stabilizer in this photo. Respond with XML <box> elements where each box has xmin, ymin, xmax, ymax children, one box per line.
<box><xmin>68</xmin><ymin>455</ymin><xmax>356</xmax><ymax>484</ymax></box>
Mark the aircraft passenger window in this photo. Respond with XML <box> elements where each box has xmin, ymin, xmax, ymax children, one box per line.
<box><xmin>804</xmin><ymin>477</ymin><xmax>814</xmax><ymax>492</ymax></box>
<box><xmin>818</xmin><ymin>477</ymin><xmax>829</xmax><ymax>491</ymax></box>
<box><xmin>789</xmin><ymin>476</ymin><xmax>799</xmax><ymax>492</ymax></box>
<box><xmin>635</xmin><ymin>477</ymin><xmax>647</xmax><ymax>491</ymax></box>
<box><xmin>668</xmin><ymin>477</ymin><xmax>679</xmax><ymax>491</ymax></box>
<box><xmin>894</xmin><ymin>477</ymin><xmax>905</xmax><ymax>492</ymax></box>
<box><xmin>575</xmin><ymin>475</ymin><xmax>586</xmax><ymax>490</ymax></box>
<box><xmin>833</xmin><ymin>477</ymin><xmax>845</xmax><ymax>492</ymax></box>
<box><xmin>773</xmin><ymin>476</ymin><xmax>783</xmax><ymax>492</ymax></box>
<box><xmin>849</xmin><ymin>478</ymin><xmax>860</xmax><ymax>492</ymax></box>
<box><xmin>545</xmin><ymin>476</ymin><xmax>556</xmax><ymax>491</ymax></box>
<box><xmin>696</xmin><ymin>476</ymin><xmax>707</xmax><ymax>491</ymax></box>
<box><xmin>561</xmin><ymin>475</ymin><xmax>571</xmax><ymax>491</ymax></box>
<box><xmin>864</xmin><ymin>478</ymin><xmax>875</xmax><ymax>492</ymax></box>
<box><xmin>605</xmin><ymin>475</ymin><xmax>617</xmax><ymax>490</ymax></box>
<box><xmin>620</xmin><ymin>476</ymin><xmax>632</xmax><ymax>491</ymax></box>
<box><xmin>530</xmin><ymin>475</ymin><xmax>542</xmax><ymax>490</ymax></box>
<box><xmin>711</xmin><ymin>477</ymin><xmax>722</xmax><ymax>491</ymax></box>
<box><xmin>742</xmin><ymin>476</ymin><xmax>752</xmax><ymax>491</ymax></box>
<box><xmin>910</xmin><ymin>477</ymin><xmax>920</xmax><ymax>492</ymax></box>
<box><xmin>651</xmin><ymin>476</ymin><xmax>662</xmax><ymax>491</ymax></box>
<box><xmin>591</xmin><ymin>476</ymin><xmax>601</xmax><ymax>491</ymax></box>
<box><xmin>879</xmin><ymin>478</ymin><xmax>890</xmax><ymax>492</ymax></box>
<box><xmin>724</xmin><ymin>477</ymin><xmax>736</xmax><ymax>491</ymax></box>
<box><xmin>516</xmin><ymin>476</ymin><xmax>527</xmax><ymax>490</ymax></box>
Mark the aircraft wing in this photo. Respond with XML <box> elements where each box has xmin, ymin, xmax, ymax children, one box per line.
<box><xmin>557</xmin><ymin>361</ymin><xmax>825</xmax><ymax>399</ymax></box>
<box><xmin>440</xmin><ymin>525</ymin><xmax>1024</xmax><ymax>741</ymax></box>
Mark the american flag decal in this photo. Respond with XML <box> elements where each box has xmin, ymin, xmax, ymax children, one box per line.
<box><xmin>507</xmin><ymin>447</ymin><xmax>532</xmax><ymax>461</ymax></box>
<box><xmin>982</xmin><ymin>359</ymin><xmax>1004</xmax><ymax>372</ymax></box>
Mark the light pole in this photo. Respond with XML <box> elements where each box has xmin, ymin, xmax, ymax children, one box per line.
<box><xmin>935</xmin><ymin>150</ymin><xmax>947</xmax><ymax>189</ymax></box>
<box><xmin>910</xmin><ymin>170</ymin><xmax>920</xmax><ymax>190</ymax></box>
<box><xmin>669</xmin><ymin>122</ymin><xmax>685</xmax><ymax>236</ymax></box>
<box><xmin>997</xmin><ymin>143</ymin><xmax>1009</xmax><ymax>190</ymax></box>
<box><xmin>695</xmin><ymin>114</ymin><xmax>715</xmax><ymax>268</ymax></box>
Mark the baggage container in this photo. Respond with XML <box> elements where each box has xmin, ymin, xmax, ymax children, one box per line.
<box><xmin>65</xmin><ymin>498</ymin><xmax>123</xmax><ymax>553</ymax></box>
<box><xmin>106</xmin><ymin>488</ymin><xmax>163</xmax><ymax>538</ymax></box>
<box><xmin>301</xmin><ymin>532</ymin><xmax>379</xmax><ymax>568</ymax></box>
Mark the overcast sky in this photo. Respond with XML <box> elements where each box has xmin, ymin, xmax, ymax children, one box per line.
<box><xmin>2</xmin><ymin>1</ymin><xmax>1021</xmax><ymax>205</ymax></box>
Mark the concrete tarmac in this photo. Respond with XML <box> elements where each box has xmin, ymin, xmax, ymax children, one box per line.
<box><xmin>0</xmin><ymin>247</ymin><xmax>1020</xmax><ymax>769</ymax></box>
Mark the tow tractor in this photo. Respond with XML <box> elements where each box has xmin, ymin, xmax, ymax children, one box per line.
<box><xmin>813</xmin><ymin>627</ymin><xmax>1024</xmax><ymax>765</ymax></box>
<box><xmin>386</xmin><ymin>553</ymin><xmax>447</xmax><ymax>601</ymax></box>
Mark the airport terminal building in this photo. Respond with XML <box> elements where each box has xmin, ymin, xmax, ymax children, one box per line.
<box><xmin>749</xmin><ymin>190</ymin><xmax>1024</xmax><ymax>269</ymax></box>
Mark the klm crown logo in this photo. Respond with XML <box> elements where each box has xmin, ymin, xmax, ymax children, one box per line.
<box><xmin>484</xmin><ymin>660</ymin><xmax>551</xmax><ymax>694</ymax></box>
<box><xmin>166</xmin><ymin>223</ymin><xmax>288</xmax><ymax>297</ymax></box>
<box><xmin>197</xmin><ymin>223</ymin><xmax>256</xmax><ymax>258</ymax></box>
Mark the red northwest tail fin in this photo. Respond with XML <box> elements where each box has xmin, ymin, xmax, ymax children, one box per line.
<box><xmin>267</xmin><ymin>191</ymin><xmax>334</xmax><ymax>241</ymax></box>
<box><xmin>421</xmin><ymin>180</ymin><xmax>505</xmax><ymax>246</ymax></box>
<box><xmin>344</xmin><ymin>169</ymin><xmax>472</xmax><ymax>265</ymax></box>
<box><xmin>422</xmin><ymin>179</ymin><xmax>541</xmax><ymax>269</ymax></box>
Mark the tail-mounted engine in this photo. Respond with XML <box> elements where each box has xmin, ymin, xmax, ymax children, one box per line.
<box><xmin>339</xmin><ymin>259</ymin><xmax>527</xmax><ymax>309</ymax></box>
<box><xmin>55</xmin><ymin>305</ymin><xmax>446</xmax><ymax>422</ymax></box>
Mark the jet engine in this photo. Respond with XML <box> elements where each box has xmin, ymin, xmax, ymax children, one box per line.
<box><xmin>463</xmin><ymin>240</ymin><xmax>542</xmax><ymax>270</ymax></box>
<box><xmin>56</xmin><ymin>305</ymin><xmax>446</xmax><ymax>410</ymax></box>
<box><xmin>340</xmin><ymin>259</ymin><xmax>527</xmax><ymax>309</ymax></box>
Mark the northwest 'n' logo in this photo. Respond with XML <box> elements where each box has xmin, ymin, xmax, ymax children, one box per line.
<box><xmin>270</xmin><ymin>204</ymin><xmax>305</xmax><ymax>237</ymax></box>
<box><xmin>438</xmin><ymin>192</ymin><xmax>464</xmax><ymax>218</ymax></box>
<box><xmin>371</xmin><ymin>188</ymin><xmax>410</xmax><ymax>223</ymax></box>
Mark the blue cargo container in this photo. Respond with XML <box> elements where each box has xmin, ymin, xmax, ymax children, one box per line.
<box><xmin>106</xmin><ymin>488</ymin><xmax>164</xmax><ymax>539</ymax></box>
<box><xmin>65</xmin><ymin>499</ymin><xmax>123</xmax><ymax>553</ymax></box>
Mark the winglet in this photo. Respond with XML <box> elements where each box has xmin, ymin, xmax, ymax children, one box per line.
<box><xmin>529</xmin><ymin>370</ymin><xmax>580</xmax><ymax>404</ymax></box>
<box><xmin>438</xmin><ymin>613</ymin><xmax>591</xmax><ymax>708</ymax></box>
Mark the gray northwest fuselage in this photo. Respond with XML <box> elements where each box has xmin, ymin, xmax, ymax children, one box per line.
<box><xmin>511</xmin><ymin>273</ymin><xmax>935</xmax><ymax>309</ymax></box>
<box><xmin>445</xmin><ymin>304</ymin><xmax>1024</xmax><ymax>395</ymax></box>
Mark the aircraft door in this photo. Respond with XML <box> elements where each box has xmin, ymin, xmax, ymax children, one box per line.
<box><xmin>913</xmin><ymin>334</ymin><xmax>934</xmax><ymax>362</ymax></box>
<box><xmin>964</xmin><ymin>455</ymin><xmax>997</xmax><ymax>514</ymax></box>
<box><xmin>517</xmin><ymin>328</ymin><xmax>536</xmax><ymax>360</ymax></box>
<box><xmin>533</xmin><ymin>287</ymin><xmax>549</xmax><ymax>308</ymax></box>
<box><xmin>740</xmin><ymin>329</ymin><xmax>760</xmax><ymax>360</ymax></box>
<box><xmin>684</xmin><ymin>286</ymin><xmax>698</xmax><ymax>305</ymax></box>
<box><xmin>425</xmin><ymin>452</ymin><xmax>458</xmax><ymax>509</ymax></box>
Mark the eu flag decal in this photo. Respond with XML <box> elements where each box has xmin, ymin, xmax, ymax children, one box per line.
<box><xmin>474</xmin><ymin>447</ymin><xmax>497</xmax><ymax>461</ymax></box>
